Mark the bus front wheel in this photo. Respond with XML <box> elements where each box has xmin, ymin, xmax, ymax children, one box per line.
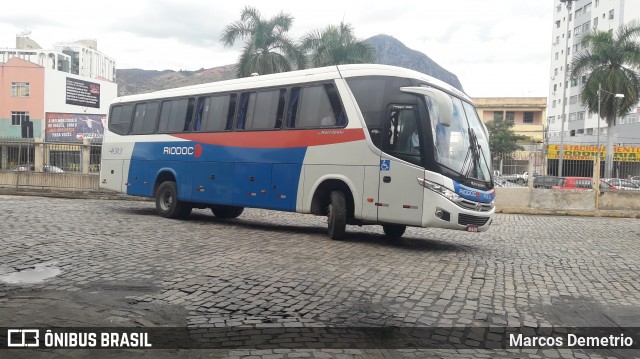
<box><xmin>382</xmin><ymin>224</ymin><xmax>406</xmax><ymax>239</ymax></box>
<box><xmin>327</xmin><ymin>191</ymin><xmax>347</xmax><ymax>240</ymax></box>
<box><xmin>155</xmin><ymin>181</ymin><xmax>192</xmax><ymax>219</ymax></box>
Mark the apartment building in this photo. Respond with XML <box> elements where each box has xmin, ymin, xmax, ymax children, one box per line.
<box><xmin>547</xmin><ymin>0</ymin><xmax>640</xmax><ymax>148</ymax></box>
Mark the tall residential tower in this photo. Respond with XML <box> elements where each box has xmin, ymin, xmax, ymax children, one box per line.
<box><xmin>547</xmin><ymin>0</ymin><xmax>640</xmax><ymax>147</ymax></box>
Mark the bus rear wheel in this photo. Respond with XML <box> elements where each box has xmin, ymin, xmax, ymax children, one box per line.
<box><xmin>382</xmin><ymin>224</ymin><xmax>406</xmax><ymax>239</ymax></box>
<box><xmin>327</xmin><ymin>191</ymin><xmax>347</xmax><ymax>240</ymax></box>
<box><xmin>211</xmin><ymin>205</ymin><xmax>244</xmax><ymax>218</ymax></box>
<box><xmin>155</xmin><ymin>181</ymin><xmax>192</xmax><ymax>218</ymax></box>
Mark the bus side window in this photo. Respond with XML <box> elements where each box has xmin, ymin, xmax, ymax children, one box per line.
<box><xmin>292</xmin><ymin>84</ymin><xmax>339</xmax><ymax>128</ymax></box>
<box><xmin>157</xmin><ymin>98</ymin><xmax>193</xmax><ymax>133</ymax></box>
<box><xmin>197</xmin><ymin>94</ymin><xmax>235</xmax><ymax>132</ymax></box>
<box><xmin>109</xmin><ymin>105</ymin><xmax>132</xmax><ymax>135</ymax></box>
<box><xmin>324</xmin><ymin>83</ymin><xmax>347</xmax><ymax>126</ymax></box>
<box><xmin>193</xmin><ymin>97</ymin><xmax>208</xmax><ymax>132</ymax></box>
<box><xmin>246</xmin><ymin>89</ymin><xmax>284</xmax><ymax>130</ymax></box>
<box><xmin>131</xmin><ymin>102</ymin><xmax>159</xmax><ymax>135</ymax></box>
<box><xmin>384</xmin><ymin>105</ymin><xmax>420</xmax><ymax>157</ymax></box>
<box><xmin>236</xmin><ymin>93</ymin><xmax>253</xmax><ymax>130</ymax></box>
<box><xmin>286</xmin><ymin>87</ymin><xmax>301</xmax><ymax>128</ymax></box>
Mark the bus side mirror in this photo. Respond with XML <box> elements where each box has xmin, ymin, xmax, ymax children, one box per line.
<box><xmin>400</xmin><ymin>86</ymin><xmax>452</xmax><ymax>127</ymax></box>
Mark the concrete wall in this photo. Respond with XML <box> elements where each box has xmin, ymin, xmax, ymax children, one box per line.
<box><xmin>495</xmin><ymin>187</ymin><xmax>640</xmax><ymax>212</ymax></box>
<box><xmin>0</xmin><ymin>172</ymin><xmax>98</xmax><ymax>190</ymax></box>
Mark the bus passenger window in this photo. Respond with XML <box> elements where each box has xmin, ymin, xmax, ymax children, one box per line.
<box><xmin>157</xmin><ymin>98</ymin><xmax>191</xmax><ymax>133</ymax></box>
<box><xmin>197</xmin><ymin>95</ymin><xmax>234</xmax><ymax>132</ymax></box>
<box><xmin>292</xmin><ymin>84</ymin><xmax>339</xmax><ymax>128</ymax></box>
<box><xmin>109</xmin><ymin>105</ymin><xmax>134</xmax><ymax>135</ymax></box>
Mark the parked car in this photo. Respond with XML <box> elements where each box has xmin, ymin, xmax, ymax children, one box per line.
<box><xmin>628</xmin><ymin>176</ymin><xmax>640</xmax><ymax>186</ymax></box>
<box><xmin>602</xmin><ymin>178</ymin><xmax>640</xmax><ymax>190</ymax></box>
<box><xmin>9</xmin><ymin>164</ymin><xmax>64</xmax><ymax>173</ymax></box>
<box><xmin>501</xmin><ymin>171</ymin><xmax>529</xmax><ymax>185</ymax></box>
<box><xmin>552</xmin><ymin>177</ymin><xmax>615</xmax><ymax>190</ymax></box>
<box><xmin>532</xmin><ymin>175</ymin><xmax>560</xmax><ymax>189</ymax></box>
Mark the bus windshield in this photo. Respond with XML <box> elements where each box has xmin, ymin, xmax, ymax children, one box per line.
<box><xmin>428</xmin><ymin>96</ymin><xmax>492</xmax><ymax>182</ymax></box>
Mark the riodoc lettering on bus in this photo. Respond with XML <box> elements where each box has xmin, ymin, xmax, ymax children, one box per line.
<box><xmin>162</xmin><ymin>144</ymin><xmax>202</xmax><ymax>158</ymax></box>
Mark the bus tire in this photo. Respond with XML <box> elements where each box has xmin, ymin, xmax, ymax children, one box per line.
<box><xmin>155</xmin><ymin>181</ymin><xmax>191</xmax><ymax>219</ymax></box>
<box><xmin>327</xmin><ymin>191</ymin><xmax>347</xmax><ymax>240</ymax></box>
<box><xmin>211</xmin><ymin>205</ymin><xmax>244</xmax><ymax>219</ymax></box>
<box><xmin>382</xmin><ymin>224</ymin><xmax>406</xmax><ymax>239</ymax></box>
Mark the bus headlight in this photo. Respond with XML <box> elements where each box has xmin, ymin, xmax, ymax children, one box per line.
<box><xmin>417</xmin><ymin>178</ymin><xmax>462</xmax><ymax>202</ymax></box>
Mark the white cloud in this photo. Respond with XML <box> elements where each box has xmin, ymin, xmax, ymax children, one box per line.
<box><xmin>0</xmin><ymin>0</ymin><xmax>554</xmax><ymax>97</ymax></box>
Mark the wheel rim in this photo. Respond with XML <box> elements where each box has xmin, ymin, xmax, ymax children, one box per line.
<box><xmin>160</xmin><ymin>191</ymin><xmax>173</xmax><ymax>211</ymax></box>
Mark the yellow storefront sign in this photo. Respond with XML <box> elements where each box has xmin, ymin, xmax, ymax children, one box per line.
<box><xmin>547</xmin><ymin>145</ymin><xmax>640</xmax><ymax>162</ymax></box>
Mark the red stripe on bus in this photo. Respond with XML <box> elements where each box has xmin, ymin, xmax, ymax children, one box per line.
<box><xmin>172</xmin><ymin>129</ymin><xmax>365</xmax><ymax>148</ymax></box>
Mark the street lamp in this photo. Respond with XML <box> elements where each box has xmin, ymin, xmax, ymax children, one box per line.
<box><xmin>558</xmin><ymin>0</ymin><xmax>574</xmax><ymax>177</ymax></box>
<box><xmin>596</xmin><ymin>83</ymin><xmax>624</xmax><ymax>175</ymax></box>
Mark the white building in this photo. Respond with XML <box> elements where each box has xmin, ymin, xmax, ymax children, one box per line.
<box><xmin>547</xmin><ymin>0</ymin><xmax>640</xmax><ymax>146</ymax></box>
<box><xmin>0</xmin><ymin>32</ymin><xmax>116</xmax><ymax>82</ymax></box>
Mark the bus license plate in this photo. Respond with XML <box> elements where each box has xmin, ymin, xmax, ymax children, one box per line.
<box><xmin>467</xmin><ymin>224</ymin><xmax>479</xmax><ymax>232</ymax></box>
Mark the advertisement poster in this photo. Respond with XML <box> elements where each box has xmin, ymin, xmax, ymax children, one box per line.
<box><xmin>548</xmin><ymin>144</ymin><xmax>640</xmax><ymax>162</ymax></box>
<box><xmin>66</xmin><ymin>77</ymin><xmax>101</xmax><ymax>108</ymax></box>
<box><xmin>45</xmin><ymin>113</ymin><xmax>106</xmax><ymax>142</ymax></box>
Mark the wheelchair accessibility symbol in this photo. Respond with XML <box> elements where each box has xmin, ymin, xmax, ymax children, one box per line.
<box><xmin>380</xmin><ymin>160</ymin><xmax>390</xmax><ymax>171</ymax></box>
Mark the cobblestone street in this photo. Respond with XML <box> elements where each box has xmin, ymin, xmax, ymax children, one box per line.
<box><xmin>0</xmin><ymin>195</ymin><xmax>639</xmax><ymax>358</ymax></box>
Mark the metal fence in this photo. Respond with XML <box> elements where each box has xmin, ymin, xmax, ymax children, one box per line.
<box><xmin>0</xmin><ymin>138</ymin><xmax>101</xmax><ymax>174</ymax></box>
<box><xmin>494</xmin><ymin>145</ymin><xmax>640</xmax><ymax>190</ymax></box>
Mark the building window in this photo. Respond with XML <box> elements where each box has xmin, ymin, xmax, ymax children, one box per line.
<box><xmin>555</xmin><ymin>20</ymin><xmax>561</xmax><ymax>28</ymax></box>
<box><xmin>584</xmin><ymin>3</ymin><xmax>591</xmax><ymax>12</ymax></box>
<box><xmin>609</xmin><ymin>9</ymin><xmax>614</xmax><ymax>19</ymax></box>
<box><xmin>552</xmin><ymin>100</ymin><xmax>557</xmax><ymax>108</ymax></box>
<box><xmin>577</xmin><ymin>112</ymin><xmax>585</xmax><ymax>121</ymax></box>
<box><xmin>11</xmin><ymin>111</ymin><xmax>30</xmax><ymax>126</ymax></box>
<box><xmin>570</xmin><ymin>78</ymin><xmax>579</xmax><ymax>87</ymax></box>
<box><xmin>523</xmin><ymin>112</ymin><xmax>534</xmax><ymax>124</ymax></box>
<box><xmin>555</xmin><ymin>52</ymin><xmax>559</xmax><ymax>60</ymax></box>
<box><xmin>569</xmin><ymin>95</ymin><xmax>578</xmax><ymax>104</ymax></box>
<box><xmin>11</xmin><ymin>82</ymin><xmax>30</xmax><ymax>97</ymax></box>
<box><xmin>593</xmin><ymin>17</ymin><xmax>598</xmax><ymax>29</ymax></box>
<box><xmin>493</xmin><ymin>111</ymin><xmax>504</xmax><ymax>121</ymax></box>
<box><xmin>505</xmin><ymin>111</ymin><xmax>515</xmax><ymax>124</ymax></box>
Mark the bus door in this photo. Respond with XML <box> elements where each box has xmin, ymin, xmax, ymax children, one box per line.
<box><xmin>377</xmin><ymin>105</ymin><xmax>424</xmax><ymax>226</ymax></box>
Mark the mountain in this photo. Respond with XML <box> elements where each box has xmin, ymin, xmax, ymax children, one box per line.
<box><xmin>365</xmin><ymin>34</ymin><xmax>463</xmax><ymax>91</ymax></box>
<box><xmin>115</xmin><ymin>34</ymin><xmax>463</xmax><ymax>96</ymax></box>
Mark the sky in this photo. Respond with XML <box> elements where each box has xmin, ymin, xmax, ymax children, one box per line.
<box><xmin>0</xmin><ymin>0</ymin><xmax>553</xmax><ymax>98</ymax></box>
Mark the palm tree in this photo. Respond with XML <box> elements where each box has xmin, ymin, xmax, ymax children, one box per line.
<box><xmin>301</xmin><ymin>22</ymin><xmax>375</xmax><ymax>67</ymax></box>
<box><xmin>571</xmin><ymin>21</ymin><xmax>640</xmax><ymax>178</ymax></box>
<box><xmin>221</xmin><ymin>6</ymin><xmax>305</xmax><ymax>77</ymax></box>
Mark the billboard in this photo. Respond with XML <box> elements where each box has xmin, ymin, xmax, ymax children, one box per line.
<box><xmin>45</xmin><ymin>113</ymin><xmax>106</xmax><ymax>142</ymax></box>
<box><xmin>548</xmin><ymin>144</ymin><xmax>640</xmax><ymax>162</ymax></box>
<box><xmin>66</xmin><ymin>77</ymin><xmax>100</xmax><ymax>108</ymax></box>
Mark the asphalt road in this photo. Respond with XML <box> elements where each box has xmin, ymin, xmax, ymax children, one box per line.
<box><xmin>0</xmin><ymin>195</ymin><xmax>639</xmax><ymax>358</ymax></box>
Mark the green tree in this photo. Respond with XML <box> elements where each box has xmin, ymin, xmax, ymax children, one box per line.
<box><xmin>301</xmin><ymin>22</ymin><xmax>375</xmax><ymax>67</ymax></box>
<box><xmin>220</xmin><ymin>6</ymin><xmax>305</xmax><ymax>77</ymax></box>
<box><xmin>485</xmin><ymin>117</ymin><xmax>528</xmax><ymax>168</ymax></box>
<box><xmin>571</xmin><ymin>21</ymin><xmax>640</xmax><ymax>178</ymax></box>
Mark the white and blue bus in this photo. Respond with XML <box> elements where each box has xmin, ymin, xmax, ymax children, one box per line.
<box><xmin>100</xmin><ymin>64</ymin><xmax>495</xmax><ymax>239</ymax></box>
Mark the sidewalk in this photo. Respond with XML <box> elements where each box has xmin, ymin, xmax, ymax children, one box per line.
<box><xmin>1</xmin><ymin>185</ymin><xmax>638</xmax><ymax>219</ymax></box>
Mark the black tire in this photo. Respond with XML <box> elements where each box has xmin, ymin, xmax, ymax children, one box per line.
<box><xmin>516</xmin><ymin>178</ymin><xmax>525</xmax><ymax>185</ymax></box>
<box><xmin>155</xmin><ymin>181</ymin><xmax>192</xmax><ymax>219</ymax></box>
<box><xmin>383</xmin><ymin>224</ymin><xmax>406</xmax><ymax>239</ymax></box>
<box><xmin>211</xmin><ymin>205</ymin><xmax>244</xmax><ymax>219</ymax></box>
<box><xmin>327</xmin><ymin>191</ymin><xmax>347</xmax><ymax>240</ymax></box>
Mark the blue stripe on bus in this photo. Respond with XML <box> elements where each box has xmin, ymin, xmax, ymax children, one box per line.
<box><xmin>452</xmin><ymin>181</ymin><xmax>495</xmax><ymax>203</ymax></box>
<box><xmin>126</xmin><ymin>141</ymin><xmax>307</xmax><ymax>212</ymax></box>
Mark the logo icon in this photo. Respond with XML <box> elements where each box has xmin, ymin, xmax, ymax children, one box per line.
<box><xmin>7</xmin><ymin>329</ymin><xmax>39</xmax><ymax>347</ymax></box>
<box><xmin>380</xmin><ymin>160</ymin><xmax>390</xmax><ymax>171</ymax></box>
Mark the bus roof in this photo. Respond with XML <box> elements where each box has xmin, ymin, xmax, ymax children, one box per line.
<box><xmin>113</xmin><ymin>64</ymin><xmax>470</xmax><ymax>105</ymax></box>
